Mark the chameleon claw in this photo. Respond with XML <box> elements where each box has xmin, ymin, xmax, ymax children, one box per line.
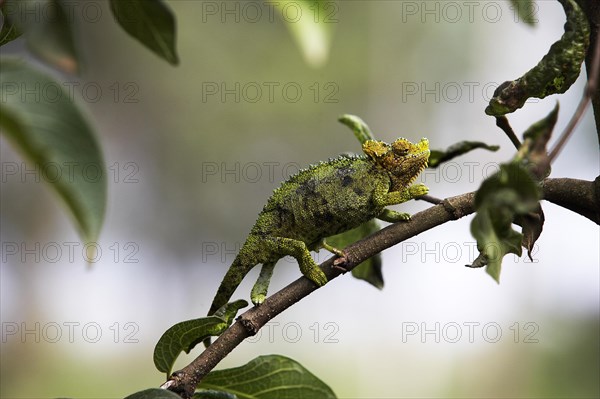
<box><xmin>314</xmin><ymin>270</ymin><xmax>329</xmax><ymax>286</ymax></box>
<box><xmin>397</xmin><ymin>213</ymin><xmax>411</xmax><ymax>221</ymax></box>
<box><xmin>251</xmin><ymin>294</ymin><xmax>266</xmax><ymax>306</ymax></box>
<box><xmin>332</xmin><ymin>256</ymin><xmax>350</xmax><ymax>273</ymax></box>
<box><xmin>304</xmin><ymin>267</ymin><xmax>328</xmax><ymax>286</ymax></box>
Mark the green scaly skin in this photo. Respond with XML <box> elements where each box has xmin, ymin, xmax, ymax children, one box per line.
<box><xmin>207</xmin><ymin>136</ymin><xmax>430</xmax><ymax>318</ymax></box>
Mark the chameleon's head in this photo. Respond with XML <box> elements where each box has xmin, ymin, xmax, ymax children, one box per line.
<box><xmin>363</xmin><ymin>137</ymin><xmax>429</xmax><ymax>189</ymax></box>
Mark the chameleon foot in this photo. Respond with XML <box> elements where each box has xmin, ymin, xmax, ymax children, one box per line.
<box><xmin>378</xmin><ymin>208</ymin><xmax>412</xmax><ymax>223</ymax></box>
<box><xmin>250</xmin><ymin>262</ymin><xmax>275</xmax><ymax>306</ymax></box>
<box><xmin>320</xmin><ymin>239</ymin><xmax>345</xmax><ymax>257</ymax></box>
<box><xmin>301</xmin><ymin>261</ymin><xmax>328</xmax><ymax>286</ymax></box>
<box><xmin>309</xmin><ymin>268</ymin><xmax>328</xmax><ymax>286</ymax></box>
<box><xmin>251</xmin><ymin>294</ymin><xmax>266</xmax><ymax>306</ymax></box>
<box><xmin>332</xmin><ymin>256</ymin><xmax>350</xmax><ymax>273</ymax></box>
<box><xmin>409</xmin><ymin>183</ymin><xmax>429</xmax><ymax>198</ymax></box>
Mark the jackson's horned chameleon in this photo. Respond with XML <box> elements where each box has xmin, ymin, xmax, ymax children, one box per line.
<box><xmin>207</xmin><ymin>117</ymin><xmax>430</xmax><ymax>318</ymax></box>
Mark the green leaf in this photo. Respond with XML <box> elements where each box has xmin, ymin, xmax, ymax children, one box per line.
<box><xmin>153</xmin><ymin>300</ymin><xmax>247</xmax><ymax>376</ymax></box>
<box><xmin>196</xmin><ymin>355</ymin><xmax>337</xmax><ymax>399</ymax></box>
<box><xmin>469</xmin><ymin>163</ymin><xmax>541</xmax><ymax>282</ymax></box>
<box><xmin>327</xmin><ymin>220</ymin><xmax>383</xmax><ymax>289</ymax></box>
<box><xmin>351</xmin><ymin>254</ymin><xmax>383</xmax><ymax>289</ymax></box>
<box><xmin>212</xmin><ymin>299</ymin><xmax>248</xmax><ymax>323</ymax></box>
<box><xmin>522</xmin><ymin>103</ymin><xmax>559</xmax><ymax>142</ymax></box>
<box><xmin>109</xmin><ymin>0</ymin><xmax>179</xmax><ymax>65</ymax></box>
<box><xmin>428</xmin><ymin>141</ymin><xmax>499</xmax><ymax>168</ymax></box>
<box><xmin>124</xmin><ymin>388</ymin><xmax>184</xmax><ymax>399</ymax></box>
<box><xmin>3</xmin><ymin>0</ymin><xmax>79</xmax><ymax>73</ymax></box>
<box><xmin>193</xmin><ymin>391</ymin><xmax>237</xmax><ymax>399</ymax></box>
<box><xmin>274</xmin><ymin>0</ymin><xmax>335</xmax><ymax>68</ymax></box>
<box><xmin>507</xmin><ymin>105</ymin><xmax>558</xmax><ymax>259</ymax></box>
<box><xmin>486</xmin><ymin>0</ymin><xmax>589</xmax><ymax>116</ymax></box>
<box><xmin>518</xmin><ymin>103</ymin><xmax>559</xmax><ymax>179</ymax></box>
<box><xmin>515</xmin><ymin>204</ymin><xmax>545</xmax><ymax>261</ymax></box>
<box><xmin>153</xmin><ymin>316</ymin><xmax>225</xmax><ymax>375</ymax></box>
<box><xmin>0</xmin><ymin>4</ymin><xmax>23</xmax><ymax>46</ymax></box>
<box><xmin>0</xmin><ymin>58</ymin><xmax>106</xmax><ymax>243</ymax></box>
<box><xmin>471</xmin><ymin>106</ymin><xmax>559</xmax><ymax>272</ymax></box>
<box><xmin>338</xmin><ymin>114</ymin><xmax>376</xmax><ymax>144</ymax></box>
<box><xmin>510</xmin><ymin>0</ymin><xmax>537</xmax><ymax>26</ymax></box>
<box><xmin>470</xmin><ymin>194</ymin><xmax>524</xmax><ymax>282</ymax></box>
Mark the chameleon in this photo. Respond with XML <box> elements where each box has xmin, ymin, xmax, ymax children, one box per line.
<box><xmin>207</xmin><ymin>116</ymin><xmax>430</xmax><ymax>319</ymax></box>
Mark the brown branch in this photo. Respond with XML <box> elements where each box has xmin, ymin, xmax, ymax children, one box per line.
<box><xmin>576</xmin><ymin>0</ymin><xmax>600</xmax><ymax>142</ymax></box>
<box><xmin>163</xmin><ymin>191</ymin><xmax>475</xmax><ymax>398</ymax></box>
<box><xmin>164</xmin><ymin>178</ymin><xmax>599</xmax><ymax>398</ymax></box>
<box><xmin>416</xmin><ymin>194</ymin><xmax>443</xmax><ymax>205</ymax></box>
<box><xmin>542</xmin><ymin>177</ymin><xmax>600</xmax><ymax>223</ymax></box>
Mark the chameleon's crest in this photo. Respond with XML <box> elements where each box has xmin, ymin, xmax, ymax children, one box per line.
<box><xmin>363</xmin><ymin>138</ymin><xmax>429</xmax><ymax>190</ymax></box>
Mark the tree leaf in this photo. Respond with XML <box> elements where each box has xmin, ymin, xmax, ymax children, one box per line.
<box><xmin>154</xmin><ymin>316</ymin><xmax>226</xmax><ymax>376</ymax></box>
<box><xmin>0</xmin><ymin>4</ymin><xmax>23</xmax><ymax>47</ymax></box>
<box><xmin>338</xmin><ymin>114</ymin><xmax>376</xmax><ymax>144</ymax></box>
<box><xmin>109</xmin><ymin>0</ymin><xmax>179</xmax><ymax>65</ymax></box>
<box><xmin>3</xmin><ymin>0</ymin><xmax>79</xmax><ymax>73</ymax></box>
<box><xmin>510</xmin><ymin>0</ymin><xmax>537</xmax><ymax>26</ymax></box>
<box><xmin>212</xmin><ymin>299</ymin><xmax>248</xmax><ymax>323</ymax></box>
<box><xmin>350</xmin><ymin>254</ymin><xmax>383</xmax><ymax>289</ymax></box>
<box><xmin>474</xmin><ymin>105</ymin><xmax>559</xmax><ymax>270</ymax></box>
<box><xmin>515</xmin><ymin>204</ymin><xmax>545</xmax><ymax>261</ymax></box>
<box><xmin>0</xmin><ymin>58</ymin><xmax>106</xmax><ymax>243</ymax></box>
<box><xmin>469</xmin><ymin>163</ymin><xmax>541</xmax><ymax>282</ymax></box>
<box><xmin>518</xmin><ymin>103</ymin><xmax>559</xmax><ymax>179</ymax></box>
<box><xmin>486</xmin><ymin>0</ymin><xmax>589</xmax><ymax>116</ymax></box>
<box><xmin>522</xmin><ymin>103</ymin><xmax>558</xmax><ymax>142</ymax></box>
<box><xmin>273</xmin><ymin>0</ymin><xmax>335</xmax><ymax>68</ymax></box>
<box><xmin>466</xmin><ymin>251</ymin><xmax>488</xmax><ymax>269</ymax></box>
<box><xmin>428</xmin><ymin>141</ymin><xmax>499</xmax><ymax>168</ymax></box>
<box><xmin>124</xmin><ymin>388</ymin><xmax>184</xmax><ymax>399</ymax></box>
<box><xmin>196</xmin><ymin>355</ymin><xmax>337</xmax><ymax>399</ymax></box>
<box><xmin>507</xmin><ymin>105</ymin><xmax>559</xmax><ymax>259</ymax></box>
<box><xmin>327</xmin><ymin>220</ymin><xmax>383</xmax><ymax>289</ymax></box>
<box><xmin>470</xmin><ymin>196</ymin><xmax>524</xmax><ymax>282</ymax></box>
<box><xmin>193</xmin><ymin>390</ymin><xmax>237</xmax><ymax>399</ymax></box>
<box><xmin>153</xmin><ymin>300</ymin><xmax>247</xmax><ymax>376</ymax></box>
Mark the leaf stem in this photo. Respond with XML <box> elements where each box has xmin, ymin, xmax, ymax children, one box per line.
<box><xmin>495</xmin><ymin>116</ymin><xmax>522</xmax><ymax>149</ymax></box>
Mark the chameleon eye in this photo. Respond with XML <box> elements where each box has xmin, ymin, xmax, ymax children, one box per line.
<box><xmin>393</xmin><ymin>148</ymin><xmax>409</xmax><ymax>156</ymax></box>
<box><xmin>391</xmin><ymin>139</ymin><xmax>412</xmax><ymax>156</ymax></box>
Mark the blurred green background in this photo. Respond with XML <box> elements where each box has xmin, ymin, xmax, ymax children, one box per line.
<box><xmin>1</xmin><ymin>1</ymin><xmax>598</xmax><ymax>398</ymax></box>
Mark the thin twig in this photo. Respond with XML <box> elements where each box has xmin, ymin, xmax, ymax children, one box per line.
<box><xmin>417</xmin><ymin>194</ymin><xmax>443</xmax><ymax>204</ymax></box>
<box><xmin>163</xmin><ymin>178</ymin><xmax>599</xmax><ymax>398</ymax></box>
<box><xmin>549</xmin><ymin>29</ymin><xmax>600</xmax><ymax>162</ymax></box>
<box><xmin>495</xmin><ymin>116</ymin><xmax>521</xmax><ymax>149</ymax></box>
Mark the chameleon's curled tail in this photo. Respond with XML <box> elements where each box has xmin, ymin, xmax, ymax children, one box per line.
<box><xmin>207</xmin><ymin>255</ymin><xmax>254</xmax><ymax>316</ymax></box>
